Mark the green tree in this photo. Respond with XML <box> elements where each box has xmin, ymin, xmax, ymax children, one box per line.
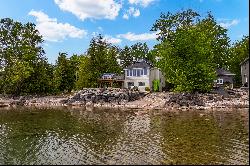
<box><xmin>151</xmin><ymin>9</ymin><xmax>200</xmax><ymax>42</ymax></box>
<box><xmin>197</xmin><ymin>13</ymin><xmax>230</xmax><ymax>68</ymax></box>
<box><xmin>130</xmin><ymin>42</ymin><xmax>149</xmax><ymax>61</ymax></box>
<box><xmin>69</xmin><ymin>54</ymin><xmax>80</xmax><ymax>90</ymax></box>
<box><xmin>76</xmin><ymin>55</ymin><xmax>92</xmax><ymax>89</ymax></box>
<box><xmin>53</xmin><ymin>52</ymin><xmax>77</xmax><ymax>93</ymax></box>
<box><xmin>21</xmin><ymin>59</ymin><xmax>54</xmax><ymax>94</ymax></box>
<box><xmin>77</xmin><ymin>35</ymin><xmax>121</xmax><ymax>88</ymax></box>
<box><xmin>228</xmin><ymin>36</ymin><xmax>249</xmax><ymax>87</ymax></box>
<box><xmin>151</xmin><ymin>10</ymin><xmax>230</xmax><ymax>69</ymax></box>
<box><xmin>147</xmin><ymin>49</ymin><xmax>157</xmax><ymax>65</ymax></box>
<box><xmin>152</xmin><ymin>10</ymin><xmax>230</xmax><ymax>92</ymax></box>
<box><xmin>0</xmin><ymin>18</ymin><xmax>50</xmax><ymax>95</ymax></box>
<box><xmin>118</xmin><ymin>46</ymin><xmax>133</xmax><ymax>69</ymax></box>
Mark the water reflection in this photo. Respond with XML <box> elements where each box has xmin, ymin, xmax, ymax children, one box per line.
<box><xmin>0</xmin><ymin>107</ymin><xmax>248</xmax><ymax>165</ymax></box>
<box><xmin>150</xmin><ymin>109</ymin><xmax>249</xmax><ymax>165</ymax></box>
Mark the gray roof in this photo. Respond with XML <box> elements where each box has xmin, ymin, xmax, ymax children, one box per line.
<box><xmin>124</xmin><ymin>60</ymin><xmax>152</xmax><ymax>69</ymax></box>
<box><xmin>216</xmin><ymin>68</ymin><xmax>235</xmax><ymax>76</ymax></box>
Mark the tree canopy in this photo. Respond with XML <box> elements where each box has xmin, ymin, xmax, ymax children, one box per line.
<box><xmin>0</xmin><ymin>11</ymin><xmax>246</xmax><ymax>95</ymax></box>
<box><xmin>151</xmin><ymin>9</ymin><xmax>231</xmax><ymax>92</ymax></box>
<box><xmin>0</xmin><ymin>18</ymin><xmax>53</xmax><ymax>95</ymax></box>
<box><xmin>228</xmin><ymin>36</ymin><xmax>249</xmax><ymax>87</ymax></box>
<box><xmin>76</xmin><ymin>35</ymin><xmax>121</xmax><ymax>88</ymax></box>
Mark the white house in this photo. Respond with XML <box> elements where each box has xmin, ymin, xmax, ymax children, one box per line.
<box><xmin>124</xmin><ymin>60</ymin><xmax>165</xmax><ymax>92</ymax></box>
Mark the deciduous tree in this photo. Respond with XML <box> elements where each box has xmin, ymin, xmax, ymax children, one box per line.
<box><xmin>228</xmin><ymin>36</ymin><xmax>249</xmax><ymax>87</ymax></box>
<box><xmin>152</xmin><ymin>10</ymin><xmax>230</xmax><ymax>92</ymax></box>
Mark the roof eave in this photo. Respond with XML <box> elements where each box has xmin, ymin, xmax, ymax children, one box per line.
<box><xmin>240</xmin><ymin>57</ymin><xmax>249</xmax><ymax>65</ymax></box>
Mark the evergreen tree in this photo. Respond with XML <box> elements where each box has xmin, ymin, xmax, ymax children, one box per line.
<box><xmin>54</xmin><ymin>52</ymin><xmax>76</xmax><ymax>93</ymax></box>
<box><xmin>77</xmin><ymin>35</ymin><xmax>121</xmax><ymax>88</ymax></box>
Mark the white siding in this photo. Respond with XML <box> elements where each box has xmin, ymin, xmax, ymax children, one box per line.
<box><xmin>124</xmin><ymin>68</ymin><xmax>150</xmax><ymax>92</ymax></box>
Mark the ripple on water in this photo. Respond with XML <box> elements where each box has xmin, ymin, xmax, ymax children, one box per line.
<box><xmin>0</xmin><ymin>107</ymin><xmax>249</xmax><ymax>165</ymax></box>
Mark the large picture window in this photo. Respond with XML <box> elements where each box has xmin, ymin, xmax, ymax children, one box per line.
<box><xmin>133</xmin><ymin>69</ymin><xmax>136</xmax><ymax>76</ymax></box>
<box><xmin>129</xmin><ymin>70</ymin><xmax>132</xmax><ymax>76</ymax></box>
<box><xmin>144</xmin><ymin>68</ymin><xmax>147</xmax><ymax>75</ymax></box>
<box><xmin>127</xmin><ymin>69</ymin><xmax>147</xmax><ymax>77</ymax></box>
<box><xmin>137</xmin><ymin>69</ymin><xmax>141</xmax><ymax>77</ymax></box>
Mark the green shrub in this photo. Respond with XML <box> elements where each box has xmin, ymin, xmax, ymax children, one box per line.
<box><xmin>145</xmin><ymin>87</ymin><xmax>150</xmax><ymax>91</ymax></box>
<box><xmin>153</xmin><ymin>79</ymin><xmax>160</xmax><ymax>92</ymax></box>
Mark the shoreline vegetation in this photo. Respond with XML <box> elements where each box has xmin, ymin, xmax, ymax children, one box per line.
<box><xmin>0</xmin><ymin>9</ymin><xmax>249</xmax><ymax>106</ymax></box>
<box><xmin>0</xmin><ymin>88</ymin><xmax>248</xmax><ymax>111</ymax></box>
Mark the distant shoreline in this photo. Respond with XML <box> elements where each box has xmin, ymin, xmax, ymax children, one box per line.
<box><xmin>0</xmin><ymin>88</ymin><xmax>248</xmax><ymax>111</ymax></box>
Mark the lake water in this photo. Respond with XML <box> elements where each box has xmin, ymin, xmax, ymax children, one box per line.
<box><xmin>0</xmin><ymin>107</ymin><xmax>249</xmax><ymax>165</ymax></box>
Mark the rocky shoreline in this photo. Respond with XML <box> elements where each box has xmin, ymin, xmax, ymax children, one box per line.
<box><xmin>0</xmin><ymin>88</ymin><xmax>248</xmax><ymax>111</ymax></box>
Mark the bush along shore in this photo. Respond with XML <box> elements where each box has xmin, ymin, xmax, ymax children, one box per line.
<box><xmin>0</xmin><ymin>88</ymin><xmax>248</xmax><ymax>111</ymax></box>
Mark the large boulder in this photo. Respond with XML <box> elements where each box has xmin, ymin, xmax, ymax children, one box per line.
<box><xmin>64</xmin><ymin>88</ymin><xmax>146</xmax><ymax>106</ymax></box>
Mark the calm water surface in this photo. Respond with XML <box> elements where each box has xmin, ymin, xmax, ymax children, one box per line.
<box><xmin>0</xmin><ymin>107</ymin><xmax>248</xmax><ymax>165</ymax></box>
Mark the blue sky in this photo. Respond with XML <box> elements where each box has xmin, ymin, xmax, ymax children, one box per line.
<box><xmin>0</xmin><ymin>0</ymin><xmax>249</xmax><ymax>64</ymax></box>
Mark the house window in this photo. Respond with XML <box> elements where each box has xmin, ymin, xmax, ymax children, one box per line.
<box><xmin>137</xmin><ymin>69</ymin><xmax>141</xmax><ymax>77</ymax></box>
<box><xmin>127</xmin><ymin>82</ymin><xmax>134</xmax><ymax>87</ymax></box>
<box><xmin>217</xmin><ymin>79</ymin><xmax>223</xmax><ymax>84</ymax></box>
<box><xmin>144</xmin><ymin>68</ymin><xmax>147</xmax><ymax>75</ymax></box>
<box><xmin>138</xmin><ymin>82</ymin><xmax>145</xmax><ymax>86</ymax></box>
<box><xmin>133</xmin><ymin>69</ymin><xmax>136</xmax><ymax>76</ymax></box>
<box><xmin>141</xmin><ymin>69</ymin><xmax>143</xmax><ymax>75</ymax></box>
<box><xmin>129</xmin><ymin>69</ymin><xmax>132</xmax><ymax>76</ymax></box>
<box><xmin>127</xmin><ymin>70</ymin><xmax>129</xmax><ymax>76</ymax></box>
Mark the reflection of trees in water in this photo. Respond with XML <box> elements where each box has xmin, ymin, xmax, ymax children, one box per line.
<box><xmin>0</xmin><ymin>108</ymin><xmax>248</xmax><ymax>165</ymax></box>
<box><xmin>99</xmin><ymin>113</ymin><xmax>165</xmax><ymax>165</ymax></box>
<box><xmin>0</xmin><ymin>107</ymin><xmax>128</xmax><ymax>164</ymax></box>
<box><xmin>0</xmin><ymin>108</ymin><xmax>80</xmax><ymax>164</ymax></box>
<box><xmin>67</xmin><ymin>108</ymin><xmax>166</xmax><ymax>165</ymax></box>
<box><xmin>66</xmin><ymin>107</ymin><xmax>130</xmax><ymax>151</ymax></box>
<box><xmin>211</xmin><ymin>109</ymin><xmax>249</xmax><ymax>165</ymax></box>
<box><xmin>0</xmin><ymin>123</ymin><xmax>8</xmax><ymax>164</ymax></box>
<box><xmin>150</xmin><ymin>110</ymin><xmax>249</xmax><ymax>165</ymax></box>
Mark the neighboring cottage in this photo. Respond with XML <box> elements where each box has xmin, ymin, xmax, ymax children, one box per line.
<box><xmin>124</xmin><ymin>60</ymin><xmax>165</xmax><ymax>92</ymax></box>
<box><xmin>240</xmin><ymin>57</ymin><xmax>249</xmax><ymax>88</ymax></box>
<box><xmin>214</xmin><ymin>68</ymin><xmax>235</xmax><ymax>89</ymax></box>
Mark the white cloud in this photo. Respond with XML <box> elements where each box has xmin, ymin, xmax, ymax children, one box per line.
<box><xmin>104</xmin><ymin>35</ymin><xmax>122</xmax><ymax>44</ymax></box>
<box><xmin>91</xmin><ymin>33</ymin><xmax>122</xmax><ymax>44</ymax></box>
<box><xmin>29</xmin><ymin>10</ymin><xmax>87</xmax><ymax>42</ymax></box>
<box><xmin>128</xmin><ymin>0</ymin><xmax>156</xmax><ymax>7</ymax></box>
<box><xmin>219</xmin><ymin>19</ymin><xmax>240</xmax><ymax>28</ymax></box>
<box><xmin>123</xmin><ymin>14</ymin><xmax>129</xmax><ymax>20</ymax></box>
<box><xmin>54</xmin><ymin>0</ymin><xmax>122</xmax><ymax>21</ymax></box>
<box><xmin>123</xmin><ymin>7</ymin><xmax>140</xmax><ymax>19</ymax></box>
<box><xmin>117</xmin><ymin>32</ymin><xmax>157</xmax><ymax>41</ymax></box>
